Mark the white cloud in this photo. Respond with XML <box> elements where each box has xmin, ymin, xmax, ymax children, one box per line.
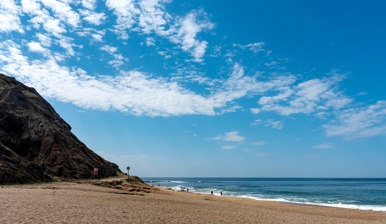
<box><xmin>44</xmin><ymin>19</ymin><xmax>66</xmax><ymax>36</ymax></box>
<box><xmin>233</xmin><ymin>42</ymin><xmax>265</xmax><ymax>53</ymax></box>
<box><xmin>251</xmin><ymin>141</ymin><xmax>266</xmax><ymax>146</ymax></box>
<box><xmin>211</xmin><ymin>64</ymin><xmax>296</xmax><ymax>110</ymax></box>
<box><xmin>357</xmin><ymin>92</ymin><xmax>367</xmax><ymax>96</ymax></box>
<box><xmin>105</xmin><ymin>0</ymin><xmax>139</xmax><ymax>39</ymax></box>
<box><xmin>158</xmin><ymin>50</ymin><xmax>172</xmax><ymax>59</ymax></box>
<box><xmin>259</xmin><ymin>75</ymin><xmax>352</xmax><ymax>116</ymax></box>
<box><xmin>55</xmin><ymin>35</ymin><xmax>77</xmax><ymax>56</ymax></box>
<box><xmin>100</xmin><ymin>45</ymin><xmax>117</xmax><ymax>54</ymax></box>
<box><xmin>100</xmin><ymin>45</ymin><xmax>127</xmax><ymax>68</ymax></box>
<box><xmin>21</xmin><ymin>0</ymin><xmax>99</xmax><ymax>55</ymax></box>
<box><xmin>175</xmin><ymin>11</ymin><xmax>214</xmax><ymax>61</ymax></box>
<box><xmin>81</xmin><ymin>0</ymin><xmax>96</xmax><ymax>10</ymax></box>
<box><xmin>323</xmin><ymin>101</ymin><xmax>386</xmax><ymax>139</ymax></box>
<box><xmin>0</xmin><ymin>0</ymin><xmax>24</xmax><ymax>33</ymax></box>
<box><xmin>2</xmin><ymin>41</ymin><xmax>284</xmax><ymax>116</ymax></box>
<box><xmin>80</xmin><ymin>9</ymin><xmax>106</xmax><ymax>25</ymax></box>
<box><xmin>91</xmin><ymin>33</ymin><xmax>103</xmax><ymax>42</ymax></box>
<box><xmin>250</xmin><ymin>119</ymin><xmax>262</xmax><ymax>126</ymax></box>
<box><xmin>250</xmin><ymin>108</ymin><xmax>260</xmax><ymax>114</ymax></box>
<box><xmin>138</xmin><ymin>0</ymin><xmax>172</xmax><ymax>36</ymax></box>
<box><xmin>136</xmin><ymin>1</ymin><xmax>213</xmax><ymax>61</ymax></box>
<box><xmin>36</xmin><ymin>33</ymin><xmax>52</xmax><ymax>47</ymax></box>
<box><xmin>312</xmin><ymin>143</ymin><xmax>334</xmax><ymax>149</ymax></box>
<box><xmin>27</xmin><ymin>41</ymin><xmax>49</xmax><ymax>56</ymax></box>
<box><xmin>209</xmin><ymin>131</ymin><xmax>246</xmax><ymax>142</ymax></box>
<box><xmin>2</xmin><ymin>0</ymin><xmax>384</xmax><ymax>143</ymax></box>
<box><xmin>264</xmin><ymin>61</ymin><xmax>278</xmax><ymax>67</ymax></box>
<box><xmin>106</xmin><ymin>0</ymin><xmax>213</xmax><ymax>61</ymax></box>
<box><xmin>145</xmin><ymin>37</ymin><xmax>156</xmax><ymax>46</ymax></box>
<box><xmin>0</xmin><ymin>32</ymin><xmax>363</xmax><ymax>125</ymax></box>
<box><xmin>77</xmin><ymin>28</ymin><xmax>106</xmax><ymax>42</ymax></box>
<box><xmin>39</xmin><ymin>0</ymin><xmax>80</xmax><ymax>28</ymax></box>
<box><xmin>21</xmin><ymin>0</ymin><xmax>66</xmax><ymax>36</ymax></box>
<box><xmin>265</xmin><ymin>120</ymin><xmax>283</xmax><ymax>130</ymax></box>
<box><xmin>221</xmin><ymin>145</ymin><xmax>236</xmax><ymax>150</ymax></box>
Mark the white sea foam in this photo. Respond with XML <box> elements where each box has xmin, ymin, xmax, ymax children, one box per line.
<box><xmin>158</xmin><ymin>184</ymin><xmax>386</xmax><ymax>212</ymax></box>
<box><xmin>169</xmin><ymin>181</ymin><xmax>186</xmax><ymax>184</ymax></box>
<box><xmin>239</xmin><ymin>195</ymin><xmax>386</xmax><ymax>212</ymax></box>
<box><xmin>171</xmin><ymin>185</ymin><xmax>187</xmax><ymax>191</ymax></box>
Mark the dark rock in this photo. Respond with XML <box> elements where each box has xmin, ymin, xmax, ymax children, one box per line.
<box><xmin>0</xmin><ymin>73</ymin><xmax>121</xmax><ymax>184</ymax></box>
<box><xmin>0</xmin><ymin>141</ymin><xmax>50</xmax><ymax>184</ymax></box>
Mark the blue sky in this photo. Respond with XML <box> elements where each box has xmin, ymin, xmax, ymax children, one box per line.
<box><xmin>0</xmin><ymin>0</ymin><xmax>385</xmax><ymax>177</ymax></box>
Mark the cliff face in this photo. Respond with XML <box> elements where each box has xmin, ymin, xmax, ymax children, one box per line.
<box><xmin>0</xmin><ymin>74</ymin><xmax>121</xmax><ymax>184</ymax></box>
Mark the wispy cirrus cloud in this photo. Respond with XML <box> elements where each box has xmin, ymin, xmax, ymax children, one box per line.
<box><xmin>0</xmin><ymin>0</ymin><xmax>23</xmax><ymax>33</ymax></box>
<box><xmin>221</xmin><ymin>145</ymin><xmax>236</xmax><ymax>150</ymax></box>
<box><xmin>312</xmin><ymin>143</ymin><xmax>334</xmax><ymax>149</ymax></box>
<box><xmin>233</xmin><ymin>42</ymin><xmax>265</xmax><ymax>53</ymax></box>
<box><xmin>81</xmin><ymin>0</ymin><xmax>97</xmax><ymax>10</ymax></box>
<box><xmin>175</xmin><ymin>10</ymin><xmax>214</xmax><ymax>61</ymax></box>
<box><xmin>0</xmin><ymin>41</ymin><xmax>294</xmax><ymax>116</ymax></box>
<box><xmin>27</xmin><ymin>41</ymin><xmax>49</xmax><ymax>55</ymax></box>
<box><xmin>39</xmin><ymin>0</ymin><xmax>80</xmax><ymax>28</ymax></box>
<box><xmin>209</xmin><ymin>131</ymin><xmax>246</xmax><ymax>142</ymax></box>
<box><xmin>106</xmin><ymin>0</ymin><xmax>213</xmax><ymax>61</ymax></box>
<box><xmin>257</xmin><ymin>74</ymin><xmax>352</xmax><ymax>116</ymax></box>
<box><xmin>79</xmin><ymin>9</ymin><xmax>106</xmax><ymax>25</ymax></box>
<box><xmin>265</xmin><ymin>120</ymin><xmax>284</xmax><ymax>130</ymax></box>
<box><xmin>100</xmin><ymin>45</ymin><xmax>127</xmax><ymax>67</ymax></box>
<box><xmin>323</xmin><ymin>101</ymin><xmax>386</xmax><ymax>139</ymax></box>
<box><xmin>0</xmin><ymin>0</ymin><xmax>385</xmax><ymax>141</ymax></box>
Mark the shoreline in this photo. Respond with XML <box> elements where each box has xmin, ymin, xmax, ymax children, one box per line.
<box><xmin>155</xmin><ymin>185</ymin><xmax>386</xmax><ymax>213</ymax></box>
<box><xmin>1</xmin><ymin>179</ymin><xmax>386</xmax><ymax>223</ymax></box>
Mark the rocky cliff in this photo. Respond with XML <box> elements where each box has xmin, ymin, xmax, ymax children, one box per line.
<box><xmin>0</xmin><ymin>74</ymin><xmax>121</xmax><ymax>184</ymax></box>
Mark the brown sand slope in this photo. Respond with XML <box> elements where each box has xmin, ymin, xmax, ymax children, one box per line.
<box><xmin>1</xmin><ymin>179</ymin><xmax>386</xmax><ymax>224</ymax></box>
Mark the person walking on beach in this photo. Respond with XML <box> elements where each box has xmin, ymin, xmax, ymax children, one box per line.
<box><xmin>211</xmin><ymin>191</ymin><xmax>213</xmax><ymax>195</ymax></box>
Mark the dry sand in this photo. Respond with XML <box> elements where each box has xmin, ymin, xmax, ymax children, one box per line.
<box><xmin>1</xmin><ymin>178</ymin><xmax>386</xmax><ymax>224</ymax></box>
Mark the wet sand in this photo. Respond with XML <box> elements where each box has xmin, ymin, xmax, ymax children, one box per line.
<box><xmin>1</xmin><ymin>179</ymin><xmax>386</xmax><ymax>224</ymax></box>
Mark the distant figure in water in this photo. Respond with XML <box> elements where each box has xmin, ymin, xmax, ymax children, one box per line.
<box><xmin>187</xmin><ymin>189</ymin><xmax>189</xmax><ymax>192</ymax></box>
<box><xmin>220</xmin><ymin>191</ymin><xmax>222</xmax><ymax>196</ymax></box>
<box><xmin>211</xmin><ymin>191</ymin><xmax>213</xmax><ymax>195</ymax></box>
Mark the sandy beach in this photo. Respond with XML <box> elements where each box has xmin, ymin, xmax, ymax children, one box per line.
<box><xmin>1</xmin><ymin>177</ymin><xmax>386</xmax><ymax>224</ymax></box>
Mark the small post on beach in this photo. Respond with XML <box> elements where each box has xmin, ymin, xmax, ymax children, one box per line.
<box><xmin>126</xmin><ymin>166</ymin><xmax>130</xmax><ymax>177</ymax></box>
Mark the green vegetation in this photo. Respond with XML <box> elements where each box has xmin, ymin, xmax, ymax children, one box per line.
<box><xmin>126</xmin><ymin>176</ymin><xmax>145</xmax><ymax>184</ymax></box>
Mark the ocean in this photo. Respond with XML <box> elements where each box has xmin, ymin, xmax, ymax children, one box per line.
<box><xmin>142</xmin><ymin>177</ymin><xmax>386</xmax><ymax>212</ymax></box>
